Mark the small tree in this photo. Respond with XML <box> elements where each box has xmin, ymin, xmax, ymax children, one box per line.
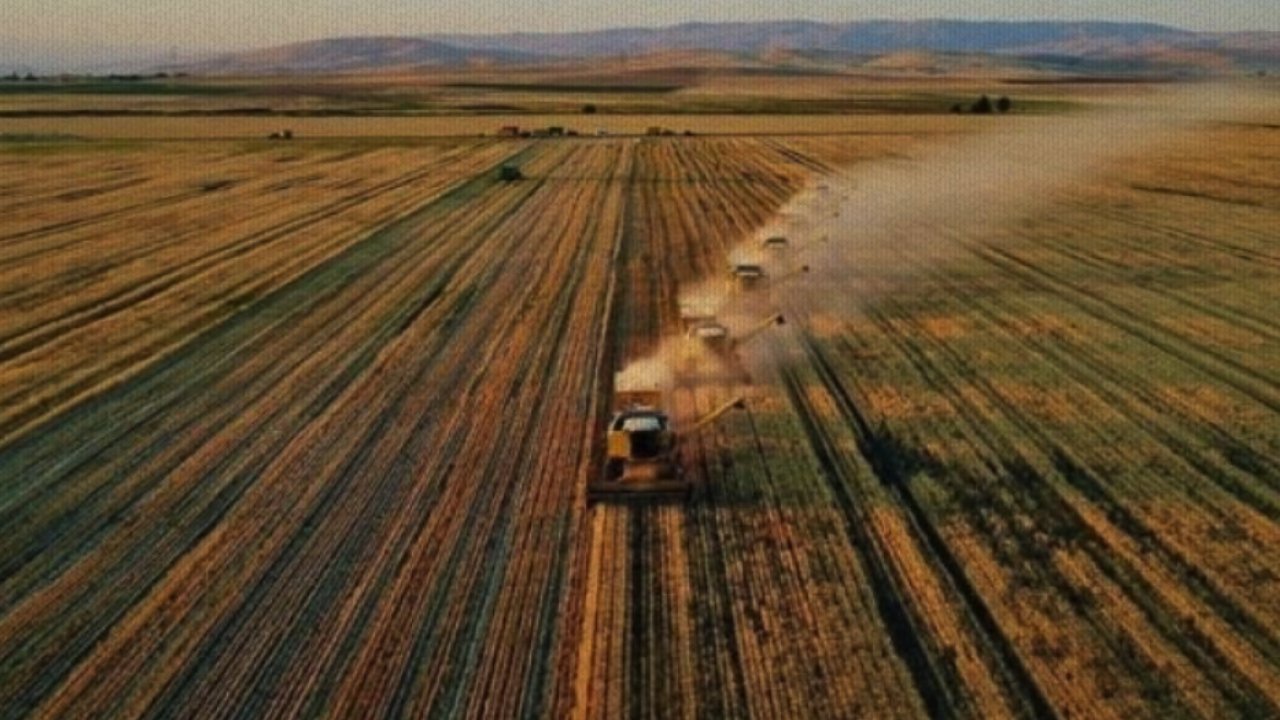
<box><xmin>996</xmin><ymin>96</ymin><xmax>1013</xmax><ymax>113</ymax></box>
<box><xmin>23</xmin><ymin>72</ymin><xmax>38</xmax><ymax>82</ymax></box>
<box><xmin>950</xmin><ymin>103</ymin><xmax>963</xmax><ymax>114</ymax></box>
<box><xmin>970</xmin><ymin>95</ymin><xmax>993</xmax><ymax>114</ymax></box>
<box><xmin>581</xmin><ymin>103</ymin><xmax>598</xmax><ymax>114</ymax></box>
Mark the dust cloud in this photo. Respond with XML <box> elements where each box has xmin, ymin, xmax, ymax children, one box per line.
<box><xmin>614</xmin><ymin>355</ymin><xmax>676</xmax><ymax>394</ymax></box>
<box><xmin>620</xmin><ymin>83</ymin><xmax>1276</xmax><ymax>392</ymax></box>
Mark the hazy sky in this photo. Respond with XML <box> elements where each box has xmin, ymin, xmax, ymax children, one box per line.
<box><xmin>4</xmin><ymin>1</ymin><xmax>1278</xmax><ymax>56</ymax></box>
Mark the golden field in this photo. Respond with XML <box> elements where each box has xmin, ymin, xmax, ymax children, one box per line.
<box><xmin>1</xmin><ymin>75</ymin><xmax>1278</xmax><ymax>718</ymax></box>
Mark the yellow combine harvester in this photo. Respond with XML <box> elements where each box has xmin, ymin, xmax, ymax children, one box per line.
<box><xmin>693</xmin><ymin>314</ymin><xmax>784</xmax><ymax>353</ymax></box>
<box><xmin>679</xmin><ymin>313</ymin><xmax>786</xmax><ymax>383</ymax></box>
<box><xmin>730</xmin><ymin>263</ymin><xmax>767</xmax><ymax>291</ymax></box>
<box><xmin>682</xmin><ymin>311</ymin><xmax>785</xmax><ymax>374</ymax></box>
<box><xmin>588</xmin><ymin>383</ymin><xmax>745</xmax><ymax>502</ymax></box>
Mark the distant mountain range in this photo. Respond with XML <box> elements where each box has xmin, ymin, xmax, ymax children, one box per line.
<box><xmin>180</xmin><ymin>37</ymin><xmax>541</xmax><ymax>75</ymax></box>
<box><xmin>171</xmin><ymin>20</ymin><xmax>1280</xmax><ymax>75</ymax></box>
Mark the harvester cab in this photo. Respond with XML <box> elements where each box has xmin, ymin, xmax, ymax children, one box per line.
<box><xmin>588</xmin><ymin>378</ymin><xmax>746</xmax><ymax>503</ymax></box>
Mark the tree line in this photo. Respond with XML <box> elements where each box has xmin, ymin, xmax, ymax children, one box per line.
<box><xmin>952</xmin><ymin>95</ymin><xmax>1013</xmax><ymax>114</ymax></box>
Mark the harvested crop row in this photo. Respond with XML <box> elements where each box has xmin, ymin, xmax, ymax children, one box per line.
<box><xmin>573</xmin><ymin>135</ymin><xmax>955</xmax><ymax>719</ymax></box>
<box><xmin>2</xmin><ymin>121</ymin><xmax>1276</xmax><ymax>720</ymax></box>
<box><xmin>1</xmin><ymin>140</ymin><xmax>663</xmax><ymax>719</ymax></box>
<box><xmin>0</xmin><ymin>142</ymin><xmax>516</xmax><ymax>447</ymax></box>
<box><xmin>801</xmin><ymin>237</ymin><xmax>1279</xmax><ymax>712</ymax></box>
<box><xmin>0</xmin><ymin>144</ymin><xmax>341</xmax><ymax>240</ymax></box>
<box><xmin>768</xmin><ymin>121</ymin><xmax>1280</xmax><ymax>717</ymax></box>
<box><xmin>1</xmin><ymin>145</ymin><xmax>550</xmax><ymax>711</ymax></box>
<box><xmin>574</xmin><ymin>119</ymin><xmax>1278</xmax><ymax>719</ymax></box>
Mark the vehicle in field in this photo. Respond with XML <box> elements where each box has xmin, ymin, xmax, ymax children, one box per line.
<box><xmin>682</xmin><ymin>313</ymin><xmax>786</xmax><ymax>383</ymax></box>
<box><xmin>730</xmin><ymin>263</ymin><xmax>766</xmax><ymax>290</ymax></box>
<box><xmin>687</xmin><ymin>314</ymin><xmax>785</xmax><ymax>355</ymax></box>
<box><xmin>686</xmin><ymin>320</ymin><xmax>731</xmax><ymax>350</ymax></box>
<box><xmin>589</xmin><ymin>384</ymin><xmax>746</xmax><ymax>502</ymax></box>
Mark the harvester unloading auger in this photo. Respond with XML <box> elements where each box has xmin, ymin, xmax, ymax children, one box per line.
<box><xmin>679</xmin><ymin>312</ymin><xmax>787</xmax><ymax>384</ymax></box>
<box><xmin>686</xmin><ymin>313</ymin><xmax>785</xmax><ymax>355</ymax></box>
<box><xmin>587</xmin><ymin>382</ymin><xmax>745</xmax><ymax>502</ymax></box>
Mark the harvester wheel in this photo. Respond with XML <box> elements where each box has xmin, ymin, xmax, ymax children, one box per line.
<box><xmin>605</xmin><ymin>458</ymin><xmax>625</xmax><ymax>481</ymax></box>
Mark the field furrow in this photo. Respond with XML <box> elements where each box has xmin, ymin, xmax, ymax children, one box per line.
<box><xmin>2</xmin><ymin>109</ymin><xmax>1277</xmax><ymax>719</ymax></box>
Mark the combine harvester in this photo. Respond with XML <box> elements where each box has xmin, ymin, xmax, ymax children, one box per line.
<box><xmin>588</xmin><ymin>380</ymin><xmax>745</xmax><ymax>502</ymax></box>
<box><xmin>686</xmin><ymin>320</ymin><xmax>731</xmax><ymax>350</ymax></box>
<box><xmin>688</xmin><ymin>313</ymin><xmax>785</xmax><ymax>353</ymax></box>
<box><xmin>765</xmin><ymin>233</ymin><xmax>828</xmax><ymax>253</ymax></box>
<box><xmin>730</xmin><ymin>260</ymin><xmax>811</xmax><ymax>294</ymax></box>
<box><xmin>590</xmin><ymin>242</ymin><xmax>806</xmax><ymax>503</ymax></box>
<box><xmin>587</xmin><ymin>311</ymin><xmax>787</xmax><ymax>502</ymax></box>
<box><xmin>729</xmin><ymin>262</ymin><xmax>767</xmax><ymax>291</ymax></box>
<box><xmin>683</xmin><ymin>313</ymin><xmax>786</xmax><ymax>382</ymax></box>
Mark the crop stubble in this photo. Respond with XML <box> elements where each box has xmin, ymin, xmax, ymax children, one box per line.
<box><xmin>1</xmin><ymin>122</ymin><xmax>1278</xmax><ymax>719</ymax></box>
